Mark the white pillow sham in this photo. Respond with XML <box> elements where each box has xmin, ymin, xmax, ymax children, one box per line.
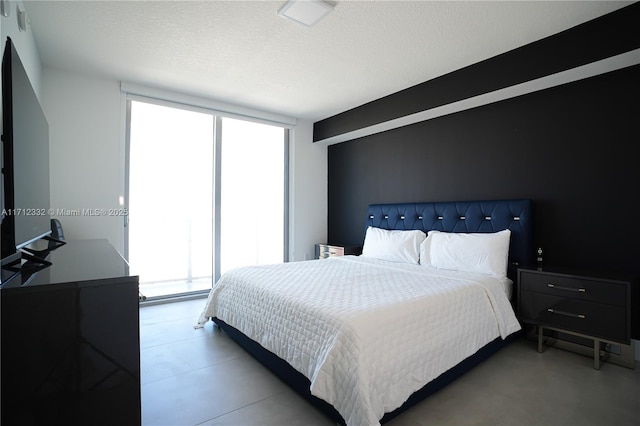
<box><xmin>424</xmin><ymin>229</ymin><xmax>511</xmax><ymax>277</ymax></box>
<box><xmin>361</xmin><ymin>226</ymin><xmax>426</xmax><ymax>264</ymax></box>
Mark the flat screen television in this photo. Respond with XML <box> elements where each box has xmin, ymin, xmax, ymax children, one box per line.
<box><xmin>1</xmin><ymin>37</ymin><xmax>52</xmax><ymax>268</ymax></box>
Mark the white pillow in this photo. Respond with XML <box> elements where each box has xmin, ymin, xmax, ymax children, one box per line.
<box><xmin>419</xmin><ymin>230</ymin><xmax>440</xmax><ymax>267</ymax></box>
<box><xmin>429</xmin><ymin>229</ymin><xmax>511</xmax><ymax>277</ymax></box>
<box><xmin>361</xmin><ymin>226</ymin><xmax>426</xmax><ymax>264</ymax></box>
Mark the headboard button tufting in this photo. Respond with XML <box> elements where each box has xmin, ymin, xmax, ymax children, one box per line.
<box><xmin>365</xmin><ymin>199</ymin><xmax>533</xmax><ymax>276</ymax></box>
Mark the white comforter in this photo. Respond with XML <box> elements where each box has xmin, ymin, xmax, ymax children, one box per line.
<box><xmin>199</xmin><ymin>256</ymin><xmax>520</xmax><ymax>426</ymax></box>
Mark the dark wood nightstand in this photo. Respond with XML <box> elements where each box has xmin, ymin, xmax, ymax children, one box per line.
<box><xmin>517</xmin><ymin>266</ymin><xmax>638</xmax><ymax>369</ymax></box>
<box><xmin>315</xmin><ymin>244</ymin><xmax>362</xmax><ymax>259</ymax></box>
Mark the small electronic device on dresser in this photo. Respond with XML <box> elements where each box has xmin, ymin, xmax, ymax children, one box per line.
<box><xmin>517</xmin><ymin>266</ymin><xmax>638</xmax><ymax>370</ymax></box>
<box><xmin>315</xmin><ymin>243</ymin><xmax>362</xmax><ymax>259</ymax></box>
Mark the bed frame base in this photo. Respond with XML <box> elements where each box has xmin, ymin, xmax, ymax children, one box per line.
<box><xmin>213</xmin><ymin>317</ymin><xmax>519</xmax><ymax>424</ymax></box>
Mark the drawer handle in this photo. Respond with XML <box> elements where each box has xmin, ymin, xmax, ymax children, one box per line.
<box><xmin>547</xmin><ymin>283</ymin><xmax>586</xmax><ymax>293</ymax></box>
<box><xmin>547</xmin><ymin>308</ymin><xmax>586</xmax><ymax>319</ymax></box>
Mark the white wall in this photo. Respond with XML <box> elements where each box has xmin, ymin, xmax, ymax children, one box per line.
<box><xmin>0</xmin><ymin>0</ymin><xmax>41</xmax><ymax>97</ymax></box>
<box><xmin>288</xmin><ymin>120</ymin><xmax>327</xmax><ymax>262</ymax></box>
<box><xmin>41</xmin><ymin>67</ymin><xmax>125</xmax><ymax>251</ymax></box>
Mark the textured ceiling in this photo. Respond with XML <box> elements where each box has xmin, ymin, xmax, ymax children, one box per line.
<box><xmin>24</xmin><ymin>0</ymin><xmax>632</xmax><ymax>121</ymax></box>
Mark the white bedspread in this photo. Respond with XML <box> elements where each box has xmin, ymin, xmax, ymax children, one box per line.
<box><xmin>198</xmin><ymin>256</ymin><xmax>520</xmax><ymax>426</ymax></box>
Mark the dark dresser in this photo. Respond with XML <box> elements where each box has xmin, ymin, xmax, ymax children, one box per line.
<box><xmin>517</xmin><ymin>266</ymin><xmax>638</xmax><ymax>369</ymax></box>
<box><xmin>1</xmin><ymin>239</ymin><xmax>141</xmax><ymax>425</ymax></box>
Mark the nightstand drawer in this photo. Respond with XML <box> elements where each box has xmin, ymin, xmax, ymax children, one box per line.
<box><xmin>519</xmin><ymin>291</ymin><xmax>627</xmax><ymax>343</ymax></box>
<box><xmin>519</xmin><ymin>271</ymin><xmax>626</xmax><ymax>306</ymax></box>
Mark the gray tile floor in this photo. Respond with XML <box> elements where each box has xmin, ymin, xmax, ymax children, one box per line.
<box><xmin>140</xmin><ymin>299</ymin><xmax>640</xmax><ymax>426</ymax></box>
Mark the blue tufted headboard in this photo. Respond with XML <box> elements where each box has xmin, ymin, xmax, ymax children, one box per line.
<box><xmin>365</xmin><ymin>199</ymin><xmax>533</xmax><ymax>279</ymax></box>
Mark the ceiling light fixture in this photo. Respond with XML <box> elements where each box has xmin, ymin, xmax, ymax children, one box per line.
<box><xmin>277</xmin><ymin>0</ymin><xmax>334</xmax><ymax>28</ymax></box>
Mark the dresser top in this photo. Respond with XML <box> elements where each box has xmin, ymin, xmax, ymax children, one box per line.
<box><xmin>1</xmin><ymin>239</ymin><xmax>137</xmax><ymax>291</ymax></box>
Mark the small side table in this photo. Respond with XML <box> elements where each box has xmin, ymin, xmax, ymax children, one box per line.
<box><xmin>517</xmin><ymin>266</ymin><xmax>637</xmax><ymax>369</ymax></box>
<box><xmin>315</xmin><ymin>243</ymin><xmax>361</xmax><ymax>259</ymax></box>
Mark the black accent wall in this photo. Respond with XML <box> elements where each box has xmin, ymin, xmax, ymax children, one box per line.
<box><xmin>318</xmin><ymin>4</ymin><xmax>640</xmax><ymax>275</ymax></box>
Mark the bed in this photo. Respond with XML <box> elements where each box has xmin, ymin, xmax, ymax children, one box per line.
<box><xmin>198</xmin><ymin>199</ymin><xmax>533</xmax><ymax>425</ymax></box>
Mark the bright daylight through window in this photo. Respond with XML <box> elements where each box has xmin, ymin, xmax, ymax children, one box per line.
<box><xmin>127</xmin><ymin>101</ymin><xmax>286</xmax><ymax>299</ymax></box>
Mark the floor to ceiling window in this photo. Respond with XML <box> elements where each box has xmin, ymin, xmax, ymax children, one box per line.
<box><xmin>126</xmin><ymin>98</ymin><xmax>287</xmax><ymax>299</ymax></box>
<box><xmin>219</xmin><ymin>117</ymin><xmax>286</xmax><ymax>276</ymax></box>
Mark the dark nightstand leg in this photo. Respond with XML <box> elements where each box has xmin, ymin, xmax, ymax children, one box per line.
<box><xmin>594</xmin><ymin>338</ymin><xmax>601</xmax><ymax>370</ymax></box>
<box><xmin>537</xmin><ymin>326</ymin><xmax>556</xmax><ymax>353</ymax></box>
<box><xmin>537</xmin><ymin>326</ymin><xmax>544</xmax><ymax>352</ymax></box>
<box><xmin>594</xmin><ymin>340</ymin><xmax>611</xmax><ymax>370</ymax></box>
<box><xmin>537</xmin><ymin>325</ymin><xmax>635</xmax><ymax>370</ymax></box>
